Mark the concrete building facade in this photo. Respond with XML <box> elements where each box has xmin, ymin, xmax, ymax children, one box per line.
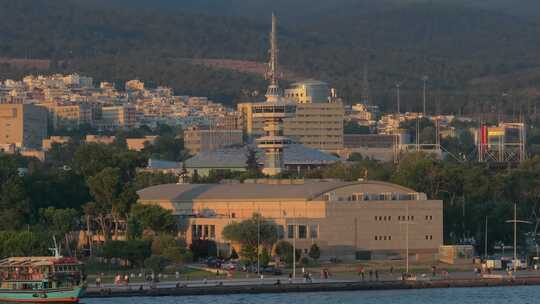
<box><xmin>238</xmin><ymin>100</ymin><xmax>344</xmax><ymax>153</ymax></box>
<box><xmin>0</xmin><ymin>104</ymin><xmax>47</xmax><ymax>148</ymax></box>
<box><xmin>138</xmin><ymin>179</ymin><xmax>443</xmax><ymax>261</ymax></box>
<box><xmin>184</xmin><ymin>127</ymin><xmax>243</xmax><ymax>154</ymax></box>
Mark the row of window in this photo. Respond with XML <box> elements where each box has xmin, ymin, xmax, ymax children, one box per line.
<box><xmin>191</xmin><ymin>224</ymin><xmax>216</xmax><ymax>239</ymax></box>
<box><xmin>287</xmin><ymin>224</ymin><xmax>318</xmax><ymax>239</ymax></box>
<box><xmin>425</xmin><ymin>235</ymin><xmax>434</xmax><ymax>240</ymax></box>
<box><xmin>328</xmin><ymin>192</ymin><xmax>422</xmax><ymax>202</ymax></box>
<box><xmin>374</xmin><ymin>235</ymin><xmax>392</xmax><ymax>241</ymax></box>
<box><xmin>374</xmin><ymin>215</ymin><xmax>433</xmax><ymax>222</ymax></box>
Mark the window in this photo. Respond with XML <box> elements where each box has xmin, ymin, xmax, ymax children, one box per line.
<box><xmin>374</xmin><ymin>236</ymin><xmax>378</xmax><ymax>240</ymax></box>
<box><xmin>309</xmin><ymin>224</ymin><xmax>318</xmax><ymax>239</ymax></box>
<box><xmin>210</xmin><ymin>225</ymin><xmax>216</xmax><ymax>239</ymax></box>
<box><xmin>389</xmin><ymin>236</ymin><xmax>392</xmax><ymax>240</ymax></box>
<box><xmin>298</xmin><ymin>225</ymin><xmax>307</xmax><ymax>239</ymax></box>
<box><xmin>288</xmin><ymin>225</ymin><xmax>295</xmax><ymax>239</ymax></box>
<box><xmin>374</xmin><ymin>216</ymin><xmax>378</xmax><ymax>221</ymax></box>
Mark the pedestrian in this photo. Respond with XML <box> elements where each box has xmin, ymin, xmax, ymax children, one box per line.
<box><xmin>375</xmin><ymin>270</ymin><xmax>379</xmax><ymax>281</ymax></box>
<box><xmin>124</xmin><ymin>273</ymin><xmax>130</xmax><ymax>286</ymax></box>
<box><xmin>369</xmin><ymin>270</ymin><xmax>373</xmax><ymax>280</ymax></box>
<box><xmin>216</xmin><ymin>270</ymin><xmax>220</xmax><ymax>277</ymax></box>
<box><xmin>432</xmin><ymin>266</ymin><xmax>437</xmax><ymax>277</ymax></box>
<box><xmin>95</xmin><ymin>275</ymin><xmax>101</xmax><ymax>288</ymax></box>
<box><xmin>390</xmin><ymin>266</ymin><xmax>394</xmax><ymax>274</ymax></box>
<box><xmin>288</xmin><ymin>273</ymin><xmax>292</xmax><ymax>283</ymax></box>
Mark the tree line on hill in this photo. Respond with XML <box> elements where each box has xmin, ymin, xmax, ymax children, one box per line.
<box><xmin>2</xmin><ymin>0</ymin><xmax>540</xmax><ymax>115</ymax></box>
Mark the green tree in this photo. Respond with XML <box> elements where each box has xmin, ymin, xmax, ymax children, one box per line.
<box><xmin>308</xmin><ymin>243</ymin><xmax>321</xmax><ymax>261</ymax></box>
<box><xmin>222</xmin><ymin>214</ymin><xmax>278</xmax><ymax>263</ymax></box>
<box><xmin>39</xmin><ymin>207</ymin><xmax>79</xmax><ymax>255</ymax></box>
<box><xmin>259</xmin><ymin>246</ymin><xmax>270</xmax><ymax>267</ymax></box>
<box><xmin>144</xmin><ymin>255</ymin><xmax>170</xmax><ymax>274</ymax></box>
<box><xmin>0</xmin><ymin>177</ymin><xmax>29</xmax><ymax>230</ymax></box>
<box><xmin>130</xmin><ymin>204</ymin><xmax>177</xmax><ymax>234</ymax></box>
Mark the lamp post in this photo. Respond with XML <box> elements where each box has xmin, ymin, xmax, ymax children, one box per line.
<box><xmin>396</xmin><ymin>83</ymin><xmax>401</xmax><ymax>114</ymax></box>
<box><xmin>257</xmin><ymin>212</ymin><xmax>261</xmax><ymax>276</ymax></box>
<box><xmin>399</xmin><ymin>205</ymin><xmax>416</xmax><ymax>275</ymax></box>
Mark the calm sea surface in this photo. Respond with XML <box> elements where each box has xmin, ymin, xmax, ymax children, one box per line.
<box><xmin>83</xmin><ymin>286</ymin><xmax>540</xmax><ymax>304</ymax></box>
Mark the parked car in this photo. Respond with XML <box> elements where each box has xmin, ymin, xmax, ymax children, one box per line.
<box><xmin>206</xmin><ymin>257</ymin><xmax>222</xmax><ymax>268</ymax></box>
<box><xmin>262</xmin><ymin>266</ymin><xmax>283</xmax><ymax>275</ymax></box>
<box><xmin>221</xmin><ymin>262</ymin><xmax>237</xmax><ymax>270</ymax></box>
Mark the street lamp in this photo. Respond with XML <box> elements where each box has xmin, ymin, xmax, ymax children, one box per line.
<box><xmin>399</xmin><ymin>205</ymin><xmax>416</xmax><ymax>275</ymax></box>
<box><xmin>422</xmin><ymin>75</ymin><xmax>428</xmax><ymax>116</ymax></box>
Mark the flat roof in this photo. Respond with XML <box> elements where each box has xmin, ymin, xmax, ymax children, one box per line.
<box><xmin>137</xmin><ymin>180</ymin><xmax>419</xmax><ymax>203</ymax></box>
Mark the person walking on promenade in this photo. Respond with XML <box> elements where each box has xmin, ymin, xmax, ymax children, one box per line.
<box><xmin>375</xmin><ymin>270</ymin><xmax>379</xmax><ymax>281</ymax></box>
<box><xmin>95</xmin><ymin>275</ymin><xmax>102</xmax><ymax>288</ymax></box>
<box><xmin>369</xmin><ymin>270</ymin><xmax>373</xmax><ymax>280</ymax></box>
<box><xmin>288</xmin><ymin>273</ymin><xmax>292</xmax><ymax>283</ymax></box>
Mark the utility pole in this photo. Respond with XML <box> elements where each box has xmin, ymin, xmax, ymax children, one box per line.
<box><xmin>422</xmin><ymin>75</ymin><xmax>428</xmax><ymax>116</ymax></box>
<box><xmin>396</xmin><ymin>83</ymin><xmax>401</xmax><ymax>114</ymax></box>
<box><xmin>484</xmin><ymin>216</ymin><xmax>488</xmax><ymax>259</ymax></box>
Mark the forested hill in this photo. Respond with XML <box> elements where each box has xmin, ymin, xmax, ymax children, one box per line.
<box><xmin>3</xmin><ymin>0</ymin><xmax>540</xmax><ymax>114</ymax></box>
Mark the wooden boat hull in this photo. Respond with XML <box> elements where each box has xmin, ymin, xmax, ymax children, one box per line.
<box><xmin>0</xmin><ymin>286</ymin><xmax>84</xmax><ymax>303</ymax></box>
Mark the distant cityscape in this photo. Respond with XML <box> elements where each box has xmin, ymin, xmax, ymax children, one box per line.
<box><xmin>0</xmin><ymin>71</ymin><xmax>526</xmax><ymax>167</ymax></box>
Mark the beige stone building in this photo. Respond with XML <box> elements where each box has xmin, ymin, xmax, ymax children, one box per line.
<box><xmin>126</xmin><ymin>136</ymin><xmax>158</xmax><ymax>151</ymax></box>
<box><xmin>137</xmin><ymin>179</ymin><xmax>443</xmax><ymax>261</ymax></box>
<box><xmin>0</xmin><ymin>104</ymin><xmax>47</xmax><ymax>148</ymax></box>
<box><xmin>99</xmin><ymin>105</ymin><xmax>137</xmax><ymax>129</ymax></box>
<box><xmin>42</xmin><ymin>136</ymin><xmax>72</xmax><ymax>151</ymax></box>
<box><xmin>184</xmin><ymin>127</ymin><xmax>243</xmax><ymax>154</ymax></box>
<box><xmin>38</xmin><ymin>102</ymin><xmax>92</xmax><ymax>129</ymax></box>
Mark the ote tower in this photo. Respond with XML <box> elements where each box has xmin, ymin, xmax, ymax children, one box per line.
<box><xmin>253</xmin><ymin>13</ymin><xmax>296</xmax><ymax>176</ymax></box>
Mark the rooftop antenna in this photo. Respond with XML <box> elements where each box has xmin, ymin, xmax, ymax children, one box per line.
<box><xmin>265</xmin><ymin>12</ymin><xmax>281</xmax><ymax>102</ymax></box>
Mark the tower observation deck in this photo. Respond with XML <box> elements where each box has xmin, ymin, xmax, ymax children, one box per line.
<box><xmin>254</xmin><ymin>13</ymin><xmax>296</xmax><ymax>176</ymax></box>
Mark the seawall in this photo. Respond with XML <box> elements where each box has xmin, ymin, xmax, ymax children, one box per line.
<box><xmin>84</xmin><ymin>277</ymin><xmax>540</xmax><ymax>298</ymax></box>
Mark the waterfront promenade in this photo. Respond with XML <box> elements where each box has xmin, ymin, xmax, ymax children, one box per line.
<box><xmin>84</xmin><ymin>271</ymin><xmax>540</xmax><ymax>298</ymax></box>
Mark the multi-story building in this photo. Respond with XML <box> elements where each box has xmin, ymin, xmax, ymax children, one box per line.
<box><xmin>99</xmin><ymin>104</ymin><xmax>137</xmax><ymax>129</ymax></box>
<box><xmin>0</xmin><ymin>104</ymin><xmax>48</xmax><ymax>148</ymax></box>
<box><xmin>138</xmin><ymin>179</ymin><xmax>443</xmax><ymax>261</ymax></box>
<box><xmin>238</xmin><ymin>83</ymin><xmax>344</xmax><ymax>153</ymax></box>
<box><xmin>38</xmin><ymin>102</ymin><xmax>93</xmax><ymax>129</ymax></box>
<box><xmin>126</xmin><ymin>136</ymin><xmax>158</xmax><ymax>151</ymax></box>
<box><xmin>42</xmin><ymin>136</ymin><xmax>72</xmax><ymax>151</ymax></box>
<box><xmin>184</xmin><ymin>126</ymin><xmax>243</xmax><ymax>154</ymax></box>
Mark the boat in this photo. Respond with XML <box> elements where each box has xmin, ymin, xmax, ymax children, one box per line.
<box><xmin>0</xmin><ymin>246</ymin><xmax>85</xmax><ymax>303</ymax></box>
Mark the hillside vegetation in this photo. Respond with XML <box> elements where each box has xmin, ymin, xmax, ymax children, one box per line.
<box><xmin>2</xmin><ymin>0</ymin><xmax>540</xmax><ymax>114</ymax></box>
